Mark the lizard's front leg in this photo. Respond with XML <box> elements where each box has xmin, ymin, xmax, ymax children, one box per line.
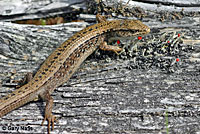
<box><xmin>96</xmin><ymin>14</ymin><xmax>107</xmax><ymax>23</ymax></box>
<box><xmin>96</xmin><ymin>14</ymin><xmax>123</xmax><ymax>54</ymax></box>
<box><xmin>96</xmin><ymin>34</ymin><xmax>122</xmax><ymax>54</ymax></box>
<box><xmin>40</xmin><ymin>90</ymin><xmax>57</xmax><ymax>134</ymax></box>
<box><xmin>99</xmin><ymin>41</ymin><xmax>122</xmax><ymax>55</ymax></box>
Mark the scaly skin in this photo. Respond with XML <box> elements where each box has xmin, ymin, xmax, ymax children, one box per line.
<box><xmin>0</xmin><ymin>15</ymin><xmax>150</xmax><ymax>133</ymax></box>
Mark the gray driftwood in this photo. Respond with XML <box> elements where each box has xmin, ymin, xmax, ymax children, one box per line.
<box><xmin>0</xmin><ymin>0</ymin><xmax>200</xmax><ymax>134</ymax></box>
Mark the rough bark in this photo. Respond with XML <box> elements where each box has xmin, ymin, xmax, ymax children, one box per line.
<box><xmin>0</xmin><ymin>0</ymin><xmax>200</xmax><ymax>134</ymax></box>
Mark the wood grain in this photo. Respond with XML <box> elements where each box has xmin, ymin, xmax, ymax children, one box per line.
<box><xmin>0</xmin><ymin>0</ymin><xmax>200</xmax><ymax>134</ymax></box>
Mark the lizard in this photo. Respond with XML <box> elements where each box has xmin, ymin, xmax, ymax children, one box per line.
<box><xmin>0</xmin><ymin>14</ymin><xmax>150</xmax><ymax>133</ymax></box>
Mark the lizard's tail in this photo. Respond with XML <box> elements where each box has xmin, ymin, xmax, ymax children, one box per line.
<box><xmin>0</xmin><ymin>84</ymin><xmax>36</xmax><ymax>117</ymax></box>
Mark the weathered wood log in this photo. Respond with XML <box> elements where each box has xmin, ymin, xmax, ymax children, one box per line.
<box><xmin>0</xmin><ymin>0</ymin><xmax>200</xmax><ymax>134</ymax></box>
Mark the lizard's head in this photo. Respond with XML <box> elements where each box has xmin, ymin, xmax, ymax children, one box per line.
<box><xmin>112</xmin><ymin>20</ymin><xmax>150</xmax><ymax>37</ymax></box>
